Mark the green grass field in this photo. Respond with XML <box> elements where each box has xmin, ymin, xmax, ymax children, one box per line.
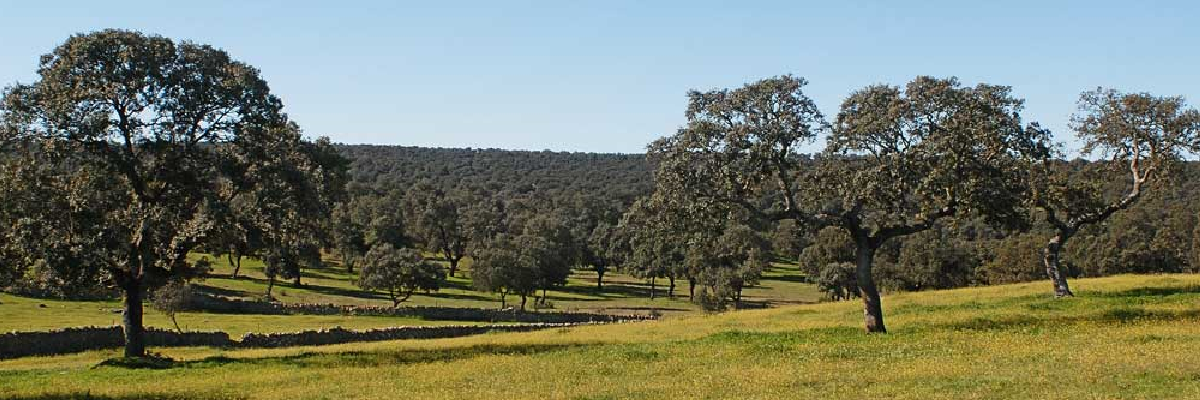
<box><xmin>3</xmin><ymin>274</ymin><xmax>1200</xmax><ymax>399</ymax></box>
<box><xmin>0</xmin><ymin>254</ymin><xmax>822</xmax><ymax>335</ymax></box>
<box><xmin>186</xmin><ymin>254</ymin><xmax>822</xmax><ymax>313</ymax></box>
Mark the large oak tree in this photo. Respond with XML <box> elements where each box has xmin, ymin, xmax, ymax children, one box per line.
<box><xmin>0</xmin><ymin>30</ymin><xmax>332</xmax><ymax>357</ymax></box>
<box><xmin>650</xmin><ymin>76</ymin><xmax>1051</xmax><ymax>332</ymax></box>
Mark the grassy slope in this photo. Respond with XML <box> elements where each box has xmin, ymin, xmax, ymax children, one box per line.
<box><xmin>0</xmin><ymin>256</ymin><xmax>821</xmax><ymax>335</ymax></box>
<box><xmin>3</xmin><ymin>274</ymin><xmax>1200</xmax><ymax>399</ymax></box>
<box><xmin>189</xmin><ymin>254</ymin><xmax>822</xmax><ymax>313</ymax></box>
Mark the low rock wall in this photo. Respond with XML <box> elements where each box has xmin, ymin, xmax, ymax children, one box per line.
<box><xmin>237</xmin><ymin>323</ymin><xmax>591</xmax><ymax>348</ymax></box>
<box><xmin>189</xmin><ymin>294</ymin><xmax>657</xmax><ymax>323</ymax></box>
<box><xmin>0</xmin><ymin>320</ymin><xmax>638</xmax><ymax>359</ymax></box>
<box><xmin>0</xmin><ymin>327</ymin><xmax>232</xmax><ymax>359</ymax></box>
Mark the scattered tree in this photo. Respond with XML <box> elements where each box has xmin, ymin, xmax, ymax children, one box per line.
<box><xmin>1034</xmin><ymin>89</ymin><xmax>1200</xmax><ymax>297</ymax></box>
<box><xmin>650</xmin><ymin>76</ymin><xmax>1051</xmax><ymax>332</ymax></box>
<box><xmin>357</xmin><ymin>243</ymin><xmax>444</xmax><ymax>307</ymax></box>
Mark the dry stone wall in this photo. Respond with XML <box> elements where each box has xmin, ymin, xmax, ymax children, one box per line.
<box><xmin>0</xmin><ymin>327</ymin><xmax>231</xmax><ymax>359</ymax></box>
<box><xmin>237</xmin><ymin>323</ymin><xmax>595</xmax><ymax>348</ymax></box>
<box><xmin>0</xmin><ymin>321</ymin><xmax>641</xmax><ymax>359</ymax></box>
<box><xmin>189</xmin><ymin>294</ymin><xmax>657</xmax><ymax>323</ymax></box>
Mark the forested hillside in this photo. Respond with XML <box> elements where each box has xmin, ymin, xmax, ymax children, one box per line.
<box><xmin>333</xmin><ymin>145</ymin><xmax>1200</xmax><ymax>299</ymax></box>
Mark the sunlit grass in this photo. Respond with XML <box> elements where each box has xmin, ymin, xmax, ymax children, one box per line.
<box><xmin>3</xmin><ymin>274</ymin><xmax>1200</xmax><ymax>399</ymax></box>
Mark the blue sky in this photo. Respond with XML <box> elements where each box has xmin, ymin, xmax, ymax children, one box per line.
<box><xmin>1</xmin><ymin>1</ymin><xmax>1197</xmax><ymax>154</ymax></box>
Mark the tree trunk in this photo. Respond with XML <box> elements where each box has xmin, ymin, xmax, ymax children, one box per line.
<box><xmin>668</xmin><ymin>276</ymin><xmax>676</xmax><ymax>298</ymax></box>
<box><xmin>228</xmin><ymin>252</ymin><xmax>239</xmax><ymax>279</ymax></box>
<box><xmin>266</xmin><ymin>274</ymin><xmax>276</xmax><ymax>299</ymax></box>
<box><xmin>520</xmin><ymin>294</ymin><xmax>528</xmax><ymax>310</ymax></box>
<box><xmin>500</xmin><ymin>290</ymin><xmax>507</xmax><ymax>309</ymax></box>
<box><xmin>389</xmin><ymin>288</ymin><xmax>399</xmax><ymax>308</ymax></box>
<box><xmin>122</xmin><ymin>279</ymin><xmax>146</xmax><ymax>357</ymax></box>
<box><xmin>688</xmin><ymin>277</ymin><xmax>696</xmax><ymax>302</ymax></box>
<box><xmin>649</xmin><ymin>277</ymin><xmax>656</xmax><ymax>300</ymax></box>
<box><xmin>855</xmin><ymin>241</ymin><xmax>886</xmax><ymax>333</ymax></box>
<box><xmin>596</xmin><ymin>267</ymin><xmax>605</xmax><ymax>290</ymax></box>
<box><xmin>1044</xmin><ymin>231</ymin><xmax>1075</xmax><ymax>297</ymax></box>
<box><xmin>293</xmin><ymin>274</ymin><xmax>302</xmax><ymax>287</ymax></box>
<box><xmin>447</xmin><ymin>257</ymin><xmax>459</xmax><ymax>278</ymax></box>
<box><xmin>343</xmin><ymin>250</ymin><xmax>354</xmax><ymax>273</ymax></box>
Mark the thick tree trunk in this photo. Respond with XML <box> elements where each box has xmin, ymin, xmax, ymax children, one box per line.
<box><xmin>122</xmin><ymin>280</ymin><xmax>146</xmax><ymax>357</ymax></box>
<box><xmin>447</xmin><ymin>257</ymin><xmax>459</xmax><ymax>278</ymax></box>
<box><xmin>1044</xmin><ymin>231</ymin><xmax>1075</xmax><ymax>297</ymax></box>
<box><xmin>293</xmin><ymin>274</ymin><xmax>302</xmax><ymax>287</ymax></box>
<box><xmin>520</xmin><ymin>294</ymin><xmax>528</xmax><ymax>310</ymax></box>
<box><xmin>855</xmin><ymin>241</ymin><xmax>886</xmax><ymax>333</ymax></box>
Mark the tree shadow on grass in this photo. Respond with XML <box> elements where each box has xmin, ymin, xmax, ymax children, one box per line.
<box><xmin>191</xmin><ymin>284</ymin><xmax>255</xmax><ymax>299</ymax></box>
<box><xmin>1084</xmin><ymin>285</ymin><xmax>1200</xmax><ymax>298</ymax></box>
<box><xmin>180</xmin><ymin>342</ymin><xmax>595</xmax><ymax>369</ymax></box>
<box><xmin>924</xmin><ymin>307</ymin><xmax>1200</xmax><ymax>333</ymax></box>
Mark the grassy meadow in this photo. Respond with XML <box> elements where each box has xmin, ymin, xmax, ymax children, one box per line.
<box><xmin>3</xmin><ymin>274</ymin><xmax>1200</xmax><ymax>399</ymax></box>
<box><xmin>0</xmin><ymin>254</ymin><xmax>822</xmax><ymax>335</ymax></box>
<box><xmin>185</xmin><ymin>253</ymin><xmax>822</xmax><ymax>313</ymax></box>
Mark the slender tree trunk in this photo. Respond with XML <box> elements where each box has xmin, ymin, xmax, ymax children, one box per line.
<box><xmin>500</xmin><ymin>290</ymin><xmax>507</xmax><ymax>309</ymax></box>
<box><xmin>1044</xmin><ymin>230</ymin><xmax>1075</xmax><ymax>297</ymax></box>
<box><xmin>649</xmin><ymin>277</ymin><xmax>656</xmax><ymax>300</ymax></box>
<box><xmin>854</xmin><ymin>241</ymin><xmax>886</xmax><ymax>333</ymax></box>
<box><xmin>596</xmin><ymin>267</ymin><xmax>605</xmax><ymax>290</ymax></box>
<box><xmin>520</xmin><ymin>294</ymin><xmax>528</xmax><ymax>310</ymax></box>
<box><xmin>228</xmin><ymin>251</ymin><xmax>239</xmax><ymax>279</ymax></box>
<box><xmin>447</xmin><ymin>257</ymin><xmax>459</xmax><ymax>278</ymax></box>
<box><xmin>541</xmin><ymin>288</ymin><xmax>548</xmax><ymax>306</ymax></box>
<box><xmin>122</xmin><ymin>279</ymin><xmax>146</xmax><ymax>357</ymax></box>
<box><xmin>266</xmin><ymin>274</ymin><xmax>276</xmax><ymax>299</ymax></box>
<box><xmin>389</xmin><ymin>288</ymin><xmax>399</xmax><ymax>308</ymax></box>
<box><xmin>668</xmin><ymin>276</ymin><xmax>676</xmax><ymax>298</ymax></box>
<box><xmin>688</xmin><ymin>277</ymin><xmax>696</xmax><ymax>302</ymax></box>
<box><xmin>343</xmin><ymin>250</ymin><xmax>354</xmax><ymax>274</ymax></box>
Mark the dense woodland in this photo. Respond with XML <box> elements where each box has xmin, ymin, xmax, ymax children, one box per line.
<box><xmin>2</xmin><ymin>30</ymin><xmax>1199</xmax><ymax>356</ymax></box>
<box><xmin>9</xmin><ymin>143</ymin><xmax>1197</xmax><ymax>305</ymax></box>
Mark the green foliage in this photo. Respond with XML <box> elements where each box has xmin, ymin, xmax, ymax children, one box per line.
<box><xmin>816</xmin><ymin>262</ymin><xmax>858</xmax><ymax>301</ymax></box>
<box><xmin>0</xmin><ymin>29</ymin><xmax>339</xmax><ymax>356</ymax></box>
<box><xmin>471</xmin><ymin>235</ymin><xmax>538</xmax><ymax>309</ymax></box>
<box><xmin>357</xmin><ymin>244</ymin><xmax>444</xmax><ymax>307</ymax></box>
<box><xmin>403</xmin><ymin>182</ymin><xmax>469</xmax><ymax>276</ymax></box>
<box><xmin>1034</xmin><ymin>88</ymin><xmax>1200</xmax><ymax>296</ymax></box>
<box><xmin>979</xmin><ymin>233</ymin><xmax>1050</xmax><ymax>285</ymax></box>
<box><xmin>150</xmin><ymin>280</ymin><xmax>194</xmax><ymax>332</ymax></box>
<box><xmin>883</xmin><ymin>230</ymin><xmax>978</xmax><ymax>291</ymax></box>
<box><xmin>770</xmin><ymin>219</ymin><xmax>807</xmax><ymax>261</ymax></box>
<box><xmin>796</xmin><ymin>227</ymin><xmax>855</xmax><ymax>279</ymax></box>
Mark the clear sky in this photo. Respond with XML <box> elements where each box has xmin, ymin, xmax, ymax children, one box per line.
<box><xmin>1</xmin><ymin>1</ymin><xmax>1197</xmax><ymax>154</ymax></box>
